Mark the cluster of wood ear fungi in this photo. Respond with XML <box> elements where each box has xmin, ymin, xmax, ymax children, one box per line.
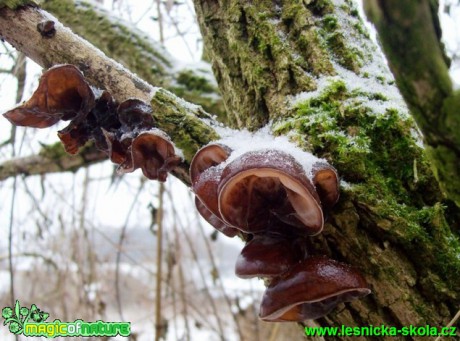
<box><xmin>190</xmin><ymin>144</ymin><xmax>371</xmax><ymax>322</ymax></box>
<box><xmin>3</xmin><ymin>65</ymin><xmax>181</xmax><ymax>181</ymax></box>
<box><xmin>2</xmin><ymin>64</ymin><xmax>371</xmax><ymax>322</ymax></box>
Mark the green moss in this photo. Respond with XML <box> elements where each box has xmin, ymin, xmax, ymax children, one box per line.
<box><xmin>353</xmin><ymin>22</ymin><xmax>368</xmax><ymax>37</ymax></box>
<box><xmin>176</xmin><ymin>70</ymin><xmax>215</xmax><ymax>94</ymax></box>
<box><xmin>306</xmin><ymin>0</ymin><xmax>334</xmax><ymax>16</ymax></box>
<box><xmin>325</xmin><ymin>32</ymin><xmax>362</xmax><ymax>71</ymax></box>
<box><xmin>0</xmin><ymin>0</ymin><xmax>35</xmax><ymax>9</ymax></box>
<box><xmin>274</xmin><ymin>80</ymin><xmax>460</xmax><ymax>289</ymax></box>
<box><xmin>317</xmin><ymin>13</ymin><xmax>363</xmax><ymax>72</ymax></box>
<box><xmin>39</xmin><ymin>142</ymin><xmax>69</xmax><ymax>160</ymax></box>
<box><xmin>322</xmin><ymin>15</ymin><xmax>338</xmax><ymax>31</ymax></box>
<box><xmin>150</xmin><ymin>89</ymin><xmax>219</xmax><ymax>162</ymax></box>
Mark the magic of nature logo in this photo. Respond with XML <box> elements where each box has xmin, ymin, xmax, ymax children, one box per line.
<box><xmin>2</xmin><ymin>300</ymin><xmax>130</xmax><ymax>338</ymax></box>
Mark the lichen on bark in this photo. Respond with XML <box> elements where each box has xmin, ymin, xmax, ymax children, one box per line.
<box><xmin>150</xmin><ymin>88</ymin><xmax>220</xmax><ymax>167</ymax></box>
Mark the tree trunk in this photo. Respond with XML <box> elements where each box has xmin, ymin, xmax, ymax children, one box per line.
<box><xmin>193</xmin><ymin>0</ymin><xmax>460</xmax><ymax>337</ymax></box>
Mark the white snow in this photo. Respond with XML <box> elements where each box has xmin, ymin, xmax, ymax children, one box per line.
<box><xmin>214</xmin><ymin>124</ymin><xmax>324</xmax><ymax>180</ymax></box>
<box><xmin>290</xmin><ymin>0</ymin><xmax>410</xmax><ymax>119</ymax></box>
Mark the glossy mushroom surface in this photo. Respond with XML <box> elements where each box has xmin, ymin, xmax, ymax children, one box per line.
<box><xmin>259</xmin><ymin>256</ymin><xmax>371</xmax><ymax>322</ymax></box>
<box><xmin>120</xmin><ymin>130</ymin><xmax>181</xmax><ymax>181</ymax></box>
<box><xmin>218</xmin><ymin>150</ymin><xmax>323</xmax><ymax>234</ymax></box>
<box><xmin>4</xmin><ymin>64</ymin><xmax>94</xmax><ymax>128</ymax></box>
<box><xmin>312</xmin><ymin>162</ymin><xmax>340</xmax><ymax>209</ymax></box>
<box><xmin>3</xmin><ymin>64</ymin><xmax>181</xmax><ymax>181</ymax></box>
<box><xmin>190</xmin><ymin>144</ymin><xmax>239</xmax><ymax>236</ymax></box>
<box><xmin>190</xmin><ymin>143</ymin><xmax>232</xmax><ymax>184</ymax></box>
<box><xmin>235</xmin><ymin>234</ymin><xmax>306</xmax><ymax>278</ymax></box>
<box><xmin>195</xmin><ymin>197</ymin><xmax>238</xmax><ymax>237</ymax></box>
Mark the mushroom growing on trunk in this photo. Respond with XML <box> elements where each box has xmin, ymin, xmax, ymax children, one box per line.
<box><xmin>259</xmin><ymin>256</ymin><xmax>371</xmax><ymax>322</ymax></box>
<box><xmin>218</xmin><ymin>149</ymin><xmax>324</xmax><ymax>235</ymax></box>
<box><xmin>190</xmin><ymin>143</ymin><xmax>239</xmax><ymax>237</ymax></box>
<box><xmin>189</xmin><ymin>140</ymin><xmax>370</xmax><ymax>322</ymax></box>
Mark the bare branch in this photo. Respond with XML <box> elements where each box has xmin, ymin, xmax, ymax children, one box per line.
<box><xmin>0</xmin><ymin>5</ymin><xmax>221</xmax><ymax>185</ymax></box>
<box><xmin>0</xmin><ymin>144</ymin><xmax>106</xmax><ymax>181</ymax></box>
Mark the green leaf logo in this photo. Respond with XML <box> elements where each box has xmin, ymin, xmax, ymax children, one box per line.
<box><xmin>1</xmin><ymin>300</ymin><xmax>49</xmax><ymax>335</ymax></box>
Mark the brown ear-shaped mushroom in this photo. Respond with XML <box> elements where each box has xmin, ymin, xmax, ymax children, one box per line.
<box><xmin>57</xmin><ymin>90</ymin><xmax>120</xmax><ymax>155</ymax></box>
<box><xmin>118</xmin><ymin>99</ymin><xmax>155</xmax><ymax>130</ymax></box>
<box><xmin>190</xmin><ymin>144</ymin><xmax>238</xmax><ymax>237</ymax></box>
<box><xmin>195</xmin><ymin>197</ymin><xmax>238</xmax><ymax>237</ymax></box>
<box><xmin>102</xmin><ymin>129</ymin><xmax>133</xmax><ymax>165</ymax></box>
<box><xmin>312</xmin><ymin>162</ymin><xmax>340</xmax><ymax>209</ymax></box>
<box><xmin>3</xmin><ymin>64</ymin><xmax>94</xmax><ymax>128</ymax></box>
<box><xmin>235</xmin><ymin>234</ymin><xmax>306</xmax><ymax>279</ymax></box>
<box><xmin>119</xmin><ymin>129</ymin><xmax>181</xmax><ymax>181</ymax></box>
<box><xmin>190</xmin><ymin>143</ymin><xmax>232</xmax><ymax>184</ymax></box>
<box><xmin>218</xmin><ymin>150</ymin><xmax>323</xmax><ymax>235</ymax></box>
<box><xmin>259</xmin><ymin>256</ymin><xmax>371</xmax><ymax>322</ymax></box>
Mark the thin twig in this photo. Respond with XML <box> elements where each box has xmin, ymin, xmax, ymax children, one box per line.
<box><xmin>7</xmin><ymin>176</ymin><xmax>17</xmax><ymax>308</ymax></box>
<box><xmin>268</xmin><ymin>323</ymin><xmax>280</xmax><ymax>341</ymax></box>
<box><xmin>166</xmin><ymin>188</ymin><xmax>227</xmax><ymax>341</ymax></box>
<box><xmin>155</xmin><ymin>182</ymin><xmax>165</xmax><ymax>341</ymax></box>
<box><xmin>157</xmin><ymin>0</ymin><xmax>165</xmax><ymax>44</ymax></box>
<box><xmin>162</xmin><ymin>4</ymin><xmax>195</xmax><ymax>59</ymax></box>
<box><xmin>115</xmin><ymin>179</ymin><xmax>146</xmax><ymax>321</ymax></box>
<box><xmin>171</xmin><ymin>213</ymin><xmax>191</xmax><ymax>341</ymax></box>
<box><xmin>194</xmin><ymin>197</ymin><xmax>245</xmax><ymax>340</ymax></box>
<box><xmin>7</xmin><ymin>50</ymin><xmax>27</xmax><ymax>341</ymax></box>
<box><xmin>434</xmin><ymin>308</ymin><xmax>460</xmax><ymax>341</ymax></box>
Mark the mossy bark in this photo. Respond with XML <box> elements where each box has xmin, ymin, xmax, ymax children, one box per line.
<box><xmin>0</xmin><ymin>145</ymin><xmax>105</xmax><ymax>180</ymax></box>
<box><xmin>0</xmin><ymin>0</ymin><xmax>35</xmax><ymax>9</ymax></box>
<box><xmin>194</xmin><ymin>0</ymin><xmax>460</xmax><ymax>338</ymax></box>
<box><xmin>364</xmin><ymin>0</ymin><xmax>460</xmax><ymax>207</ymax></box>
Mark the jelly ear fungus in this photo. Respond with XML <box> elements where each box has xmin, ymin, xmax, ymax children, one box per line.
<box><xmin>3</xmin><ymin>64</ymin><xmax>181</xmax><ymax>182</ymax></box>
<box><xmin>190</xmin><ymin>144</ymin><xmax>370</xmax><ymax>322</ymax></box>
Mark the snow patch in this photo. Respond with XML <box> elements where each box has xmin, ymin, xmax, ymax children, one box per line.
<box><xmin>215</xmin><ymin>125</ymin><xmax>324</xmax><ymax>179</ymax></box>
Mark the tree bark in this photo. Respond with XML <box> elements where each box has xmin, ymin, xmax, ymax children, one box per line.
<box><xmin>193</xmin><ymin>0</ymin><xmax>460</xmax><ymax>338</ymax></box>
<box><xmin>0</xmin><ymin>145</ymin><xmax>105</xmax><ymax>181</ymax></box>
<box><xmin>0</xmin><ymin>1</ymin><xmax>459</xmax><ymax>339</ymax></box>
<box><xmin>364</xmin><ymin>0</ymin><xmax>460</xmax><ymax>207</ymax></box>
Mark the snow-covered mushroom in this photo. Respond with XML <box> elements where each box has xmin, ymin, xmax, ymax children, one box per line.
<box><xmin>117</xmin><ymin>99</ymin><xmax>155</xmax><ymax>130</ymax></box>
<box><xmin>190</xmin><ymin>143</ymin><xmax>238</xmax><ymax>237</ymax></box>
<box><xmin>218</xmin><ymin>150</ymin><xmax>324</xmax><ymax>234</ymax></box>
<box><xmin>259</xmin><ymin>256</ymin><xmax>371</xmax><ymax>322</ymax></box>
<box><xmin>235</xmin><ymin>234</ymin><xmax>306</xmax><ymax>278</ymax></box>
<box><xmin>190</xmin><ymin>143</ymin><xmax>232</xmax><ymax>184</ymax></box>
